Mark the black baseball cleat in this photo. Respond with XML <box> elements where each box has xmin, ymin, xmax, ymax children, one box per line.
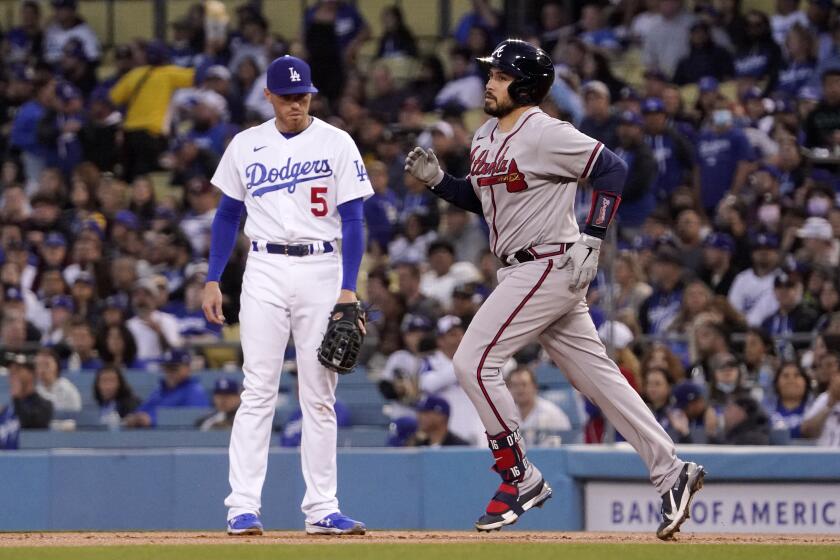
<box><xmin>656</xmin><ymin>462</ymin><xmax>706</xmax><ymax>541</ymax></box>
<box><xmin>475</xmin><ymin>479</ymin><xmax>552</xmax><ymax>532</ymax></box>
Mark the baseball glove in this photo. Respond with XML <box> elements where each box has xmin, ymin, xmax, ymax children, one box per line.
<box><xmin>317</xmin><ymin>302</ymin><xmax>366</xmax><ymax>374</ymax></box>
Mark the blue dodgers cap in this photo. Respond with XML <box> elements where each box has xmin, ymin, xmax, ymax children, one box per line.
<box><xmin>751</xmin><ymin>232</ymin><xmax>780</xmax><ymax>250</ymax></box>
<box><xmin>55</xmin><ymin>81</ymin><xmax>81</xmax><ymax>103</ymax></box>
<box><xmin>44</xmin><ymin>232</ymin><xmax>67</xmax><ymax>247</ymax></box>
<box><xmin>401</xmin><ymin>313</ymin><xmax>434</xmax><ymax>333</ymax></box>
<box><xmin>387</xmin><ymin>416</ymin><xmax>418</xmax><ymax>447</ymax></box>
<box><xmin>618</xmin><ymin>110</ymin><xmax>643</xmax><ymax>126</ymax></box>
<box><xmin>4</xmin><ymin>286</ymin><xmax>24</xmax><ymax>302</ymax></box>
<box><xmin>213</xmin><ymin>377</ymin><xmax>240</xmax><ymax>395</ymax></box>
<box><xmin>673</xmin><ymin>382</ymin><xmax>704</xmax><ymax>409</ymax></box>
<box><xmin>740</xmin><ymin>86</ymin><xmax>763</xmax><ymax>101</ymax></box>
<box><xmin>114</xmin><ymin>210</ymin><xmax>140</xmax><ymax>230</ymax></box>
<box><xmin>797</xmin><ymin>85</ymin><xmax>821</xmax><ymax>101</ymax></box>
<box><xmin>698</xmin><ymin>76</ymin><xmax>719</xmax><ymax>93</ymax></box>
<box><xmin>704</xmin><ymin>231</ymin><xmax>735</xmax><ymax>253</ymax></box>
<box><xmin>416</xmin><ymin>395</ymin><xmax>450</xmax><ymax>417</ymax></box>
<box><xmin>266</xmin><ymin>55</ymin><xmax>318</xmax><ymax>96</ymax></box>
<box><xmin>48</xmin><ymin>295</ymin><xmax>75</xmax><ymax>311</ymax></box>
<box><xmin>641</xmin><ymin>97</ymin><xmax>665</xmax><ymax>114</ymax></box>
<box><xmin>161</xmin><ymin>348</ymin><xmax>192</xmax><ymax>366</ymax></box>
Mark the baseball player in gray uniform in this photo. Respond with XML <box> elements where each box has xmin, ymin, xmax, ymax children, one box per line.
<box><xmin>405</xmin><ymin>39</ymin><xmax>705</xmax><ymax>539</ymax></box>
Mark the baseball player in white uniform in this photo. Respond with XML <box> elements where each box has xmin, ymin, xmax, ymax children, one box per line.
<box><xmin>203</xmin><ymin>55</ymin><xmax>371</xmax><ymax>536</ymax></box>
<box><xmin>405</xmin><ymin>39</ymin><xmax>705</xmax><ymax>539</ymax></box>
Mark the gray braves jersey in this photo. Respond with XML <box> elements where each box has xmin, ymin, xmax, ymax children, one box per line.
<box><xmin>467</xmin><ymin>107</ymin><xmax>603</xmax><ymax>259</ymax></box>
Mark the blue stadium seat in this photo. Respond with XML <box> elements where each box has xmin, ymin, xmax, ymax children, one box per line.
<box><xmin>19</xmin><ymin>429</ymin><xmax>231</xmax><ymax>449</ymax></box>
<box><xmin>534</xmin><ymin>362</ymin><xmax>571</xmax><ymax>389</ymax></box>
<box><xmin>156</xmin><ymin>407</ymin><xmax>214</xmax><ymax>428</ymax></box>
<box><xmin>337</xmin><ymin>426</ymin><xmax>387</xmax><ymax>447</ymax></box>
<box><xmin>543</xmin><ymin>388</ymin><xmax>584</xmax><ymax>430</ymax></box>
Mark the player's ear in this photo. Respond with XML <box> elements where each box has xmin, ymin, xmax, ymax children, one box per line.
<box><xmin>263</xmin><ymin>88</ymin><xmax>271</xmax><ymax>101</ymax></box>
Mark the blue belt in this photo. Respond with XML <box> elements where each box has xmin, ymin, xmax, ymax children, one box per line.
<box><xmin>251</xmin><ymin>241</ymin><xmax>333</xmax><ymax>256</ymax></box>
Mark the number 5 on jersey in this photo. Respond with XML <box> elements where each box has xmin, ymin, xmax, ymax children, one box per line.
<box><xmin>311</xmin><ymin>186</ymin><xmax>328</xmax><ymax>217</ymax></box>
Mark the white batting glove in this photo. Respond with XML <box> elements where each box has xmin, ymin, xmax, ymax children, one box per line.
<box><xmin>404</xmin><ymin>147</ymin><xmax>444</xmax><ymax>187</ymax></box>
<box><xmin>557</xmin><ymin>234</ymin><xmax>602</xmax><ymax>291</ymax></box>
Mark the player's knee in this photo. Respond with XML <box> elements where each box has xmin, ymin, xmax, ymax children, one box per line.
<box><xmin>452</xmin><ymin>348</ymin><xmax>474</xmax><ymax>383</ymax></box>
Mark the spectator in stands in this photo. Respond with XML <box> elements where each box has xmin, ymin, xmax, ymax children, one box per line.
<box><xmin>452</xmin><ymin>0</ymin><xmax>501</xmax><ymax>46</ymax></box>
<box><xmin>815</xmin><ymin>278</ymin><xmax>840</xmax><ymax>332</ymax></box>
<box><xmin>109</xmin><ymin>41</ymin><xmax>196</xmax><ymax>180</ymax></box>
<box><xmin>507</xmin><ymin>366</ymin><xmax>570</xmax><ymax>446</ymax></box>
<box><xmin>411</xmin><ymin>395</ymin><xmax>469</xmax><ymax>447</ymax></box>
<box><xmin>0</xmin><ymin>402</ymin><xmax>20</xmax><ymax>450</ymax></box>
<box><xmin>674</xmin><ymin>209</ymin><xmax>705</xmax><ymax>273</ymax></box>
<box><xmin>813</xmin><ymin>351</ymin><xmax>840</xmax><ymax>395</ymax></box>
<box><xmin>728</xmin><ymin>233</ymin><xmax>782</xmax><ymax>327</ymax></box>
<box><xmin>438</xmin><ymin>206</ymin><xmax>487</xmax><ymax>267</ymax></box>
<box><xmin>698</xmin><ymin>232</ymin><xmax>738</xmax><ymax>297</ymax></box>
<box><xmin>670</xmin><ymin>381</ymin><xmax>708</xmax><ymax>443</ymax></box>
<box><xmin>417</xmin><ymin>315</ymin><xmax>484</xmax><ymax>445</ymax></box>
<box><xmin>767</xmin><ymin>361</ymin><xmax>812</xmax><ymax>439</ymax></box>
<box><xmin>642</xmin><ymin>367</ymin><xmax>680</xmax><ymax>437</ymax></box>
<box><xmin>642</xmin><ymin>0</ymin><xmax>694</xmax><ymax>78</ymax></box>
<box><xmin>642</xmin><ymin>97</ymin><xmax>695</xmax><ymax>203</ymax></box>
<box><xmin>389</xmin><ymin>212</ymin><xmax>437</xmax><ymax>265</ymax></box>
<box><xmin>743</xmin><ymin>327</ymin><xmax>777</xmax><ymax>396</ymax></box>
<box><xmin>708</xmin><ymin>394</ymin><xmax>771</xmax><ymax>444</ymax></box>
<box><xmin>696</xmin><ymin>100</ymin><xmax>756</xmax><ymax>216</ymax></box>
<box><xmin>420</xmin><ymin>241</ymin><xmax>480</xmax><ymax>310</ymax></box>
<box><xmin>170</xmin><ymin>274</ymin><xmax>222</xmax><ymax>343</ymax></box>
<box><xmin>7</xmin><ymin>353</ymin><xmax>53</xmax><ymax>429</ymax></box>
<box><xmin>386</xmin><ymin>416</ymin><xmax>418</xmax><ymax>447</ymax></box>
<box><xmin>10</xmin><ymin>78</ymin><xmax>55</xmax><ymax>191</ymax></box>
<box><xmin>801</xmin><ymin>354</ymin><xmax>840</xmax><ymax>446</ymax></box>
<box><xmin>66</xmin><ymin>319</ymin><xmax>103</xmax><ymax>371</ymax></box>
<box><xmin>779</xmin><ymin>24</ymin><xmax>818</xmax><ymax>96</ymax></box>
<box><xmin>42</xmin><ymin>294</ymin><xmax>73</xmax><ymax>346</ymax></box>
<box><xmin>796</xmin><ymin>217</ymin><xmax>839</xmax><ymax>268</ymax></box>
<box><xmin>614</xmin><ymin>111</ymin><xmax>656</xmax><ymax>238</ymax></box>
<box><xmin>762</xmin><ymin>270</ymin><xmax>820</xmax><ymax>351</ymax></box>
<box><xmin>6</xmin><ymin>1</ymin><xmax>43</xmax><ymax>64</ymax></box>
<box><xmin>43</xmin><ymin>0</ymin><xmax>100</xmax><ymax>65</ymax></box>
<box><xmin>610</xmin><ymin>251</ymin><xmax>652</xmax><ymax>317</ymax></box>
<box><xmin>34</xmin><ymin>347</ymin><xmax>81</xmax><ymax>412</ymax></box>
<box><xmin>196</xmin><ymin>378</ymin><xmax>241</xmax><ymax>431</ymax></box>
<box><xmin>639</xmin><ymin>245</ymin><xmax>685</xmax><ymax>335</ymax></box>
<box><xmin>579</xmin><ymin>81</ymin><xmax>619</xmax><ymax>150</ymax></box>
<box><xmin>434</xmin><ymin>47</ymin><xmax>485</xmax><ymax>111</ymax></box>
<box><xmin>96</xmin><ymin>324</ymin><xmax>139</xmax><ymax>370</ymax></box>
<box><xmin>734</xmin><ymin>10</ymin><xmax>783</xmax><ymax>94</ymax></box>
<box><xmin>579</xmin><ymin>3</ymin><xmax>620</xmax><ymax>53</ymax></box>
<box><xmin>363</xmin><ymin>161</ymin><xmax>399</xmax><ymax>254</ymax></box>
<box><xmin>377</xmin><ymin>5</ymin><xmax>417</xmax><ymax>59</ymax></box>
<box><xmin>123</xmin><ymin>348</ymin><xmax>209</xmax><ymax>428</ymax></box>
<box><xmin>93</xmin><ymin>364</ymin><xmax>141</xmax><ymax>424</ymax></box>
<box><xmin>451</xmin><ymin>283</ymin><xmax>483</xmax><ymax>327</ymax></box>
<box><xmin>642</xmin><ymin>343</ymin><xmax>686</xmax><ymax>384</ymax></box>
<box><xmin>706</xmin><ymin>352</ymin><xmax>749</xmax><ymax>412</ymax></box>
<box><xmin>126</xmin><ymin>278</ymin><xmax>183</xmax><ymax>364</ymax></box>
<box><xmin>673</xmin><ymin>21</ymin><xmax>735</xmax><ymax>85</ymax></box>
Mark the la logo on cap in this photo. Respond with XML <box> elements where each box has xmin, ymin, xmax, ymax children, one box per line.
<box><xmin>289</xmin><ymin>67</ymin><xmax>301</xmax><ymax>82</ymax></box>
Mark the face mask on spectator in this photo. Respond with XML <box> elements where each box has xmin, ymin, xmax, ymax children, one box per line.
<box><xmin>757</xmin><ymin>204</ymin><xmax>780</xmax><ymax>227</ymax></box>
<box><xmin>715</xmin><ymin>381</ymin><xmax>737</xmax><ymax>394</ymax></box>
<box><xmin>807</xmin><ymin>196</ymin><xmax>831</xmax><ymax>217</ymax></box>
<box><xmin>712</xmin><ymin>109</ymin><xmax>732</xmax><ymax>127</ymax></box>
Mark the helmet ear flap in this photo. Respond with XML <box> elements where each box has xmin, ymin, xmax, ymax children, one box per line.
<box><xmin>508</xmin><ymin>79</ymin><xmax>534</xmax><ymax>106</ymax></box>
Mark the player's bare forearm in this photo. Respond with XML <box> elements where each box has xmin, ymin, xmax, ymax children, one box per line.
<box><xmin>202</xmin><ymin>281</ymin><xmax>226</xmax><ymax>325</ymax></box>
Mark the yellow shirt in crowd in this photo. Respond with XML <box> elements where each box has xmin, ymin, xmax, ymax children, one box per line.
<box><xmin>109</xmin><ymin>65</ymin><xmax>196</xmax><ymax>135</ymax></box>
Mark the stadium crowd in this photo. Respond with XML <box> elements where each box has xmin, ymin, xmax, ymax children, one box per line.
<box><xmin>0</xmin><ymin>0</ymin><xmax>839</xmax><ymax>450</ymax></box>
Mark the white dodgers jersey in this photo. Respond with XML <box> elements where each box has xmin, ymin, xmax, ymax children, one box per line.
<box><xmin>211</xmin><ymin>117</ymin><xmax>373</xmax><ymax>243</ymax></box>
<box><xmin>468</xmin><ymin>107</ymin><xmax>603</xmax><ymax>258</ymax></box>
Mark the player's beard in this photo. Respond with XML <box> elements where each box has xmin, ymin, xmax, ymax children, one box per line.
<box><xmin>484</xmin><ymin>94</ymin><xmax>515</xmax><ymax>118</ymax></box>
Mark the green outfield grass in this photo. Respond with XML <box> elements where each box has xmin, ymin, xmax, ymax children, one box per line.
<box><xmin>0</xmin><ymin>544</ymin><xmax>835</xmax><ymax>560</ymax></box>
